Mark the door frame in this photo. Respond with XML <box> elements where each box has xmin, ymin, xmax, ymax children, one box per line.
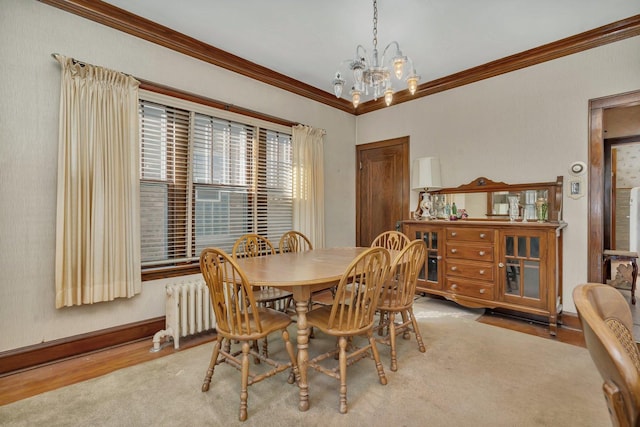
<box><xmin>588</xmin><ymin>90</ymin><xmax>640</xmax><ymax>282</ymax></box>
<box><xmin>355</xmin><ymin>136</ymin><xmax>410</xmax><ymax>245</ymax></box>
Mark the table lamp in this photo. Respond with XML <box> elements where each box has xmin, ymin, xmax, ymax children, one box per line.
<box><xmin>411</xmin><ymin>157</ymin><xmax>442</xmax><ymax>219</ymax></box>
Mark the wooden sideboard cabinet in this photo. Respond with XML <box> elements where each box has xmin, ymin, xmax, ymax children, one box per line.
<box><xmin>402</xmin><ymin>220</ymin><xmax>566</xmax><ymax>334</ymax></box>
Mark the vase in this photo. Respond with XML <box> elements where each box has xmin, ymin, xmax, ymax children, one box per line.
<box><xmin>508</xmin><ymin>196</ymin><xmax>519</xmax><ymax>222</ymax></box>
<box><xmin>536</xmin><ymin>198</ymin><xmax>548</xmax><ymax>222</ymax></box>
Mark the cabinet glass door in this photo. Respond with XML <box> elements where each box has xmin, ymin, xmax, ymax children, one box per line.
<box><xmin>412</xmin><ymin>228</ymin><xmax>442</xmax><ymax>291</ymax></box>
<box><xmin>500</xmin><ymin>231</ymin><xmax>546</xmax><ymax>308</ymax></box>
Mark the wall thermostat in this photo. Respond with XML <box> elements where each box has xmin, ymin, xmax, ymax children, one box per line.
<box><xmin>569</xmin><ymin>161</ymin><xmax>586</xmax><ymax>176</ymax></box>
<box><xmin>567</xmin><ymin>161</ymin><xmax>586</xmax><ymax>199</ymax></box>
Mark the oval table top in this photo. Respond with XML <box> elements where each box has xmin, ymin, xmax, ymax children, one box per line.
<box><xmin>233</xmin><ymin>246</ymin><xmax>369</xmax><ymax>287</ymax></box>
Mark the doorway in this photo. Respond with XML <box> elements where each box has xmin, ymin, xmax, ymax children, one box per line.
<box><xmin>355</xmin><ymin>137</ymin><xmax>410</xmax><ymax>246</ymax></box>
<box><xmin>589</xmin><ymin>90</ymin><xmax>640</xmax><ymax>337</ymax></box>
<box><xmin>588</xmin><ymin>90</ymin><xmax>640</xmax><ymax>282</ymax></box>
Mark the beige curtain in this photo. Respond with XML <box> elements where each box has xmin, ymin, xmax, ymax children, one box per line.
<box><xmin>54</xmin><ymin>54</ymin><xmax>141</xmax><ymax>308</ymax></box>
<box><xmin>292</xmin><ymin>124</ymin><xmax>325</xmax><ymax>248</ymax></box>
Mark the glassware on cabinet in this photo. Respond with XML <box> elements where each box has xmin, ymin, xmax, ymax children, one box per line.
<box><xmin>508</xmin><ymin>196</ymin><xmax>519</xmax><ymax>222</ymax></box>
<box><xmin>535</xmin><ymin>198</ymin><xmax>548</xmax><ymax>222</ymax></box>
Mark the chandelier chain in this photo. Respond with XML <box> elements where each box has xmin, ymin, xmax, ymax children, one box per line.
<box><xmin>372</xmin><ymin>0</ymin><xmax>378</xmax><ymax>49</ymax></box>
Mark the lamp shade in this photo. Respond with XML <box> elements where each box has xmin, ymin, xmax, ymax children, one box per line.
<box><xmin>411</xmin><ymin>157</ymin><xmax>442</xmax><ymax>191</ymax></box>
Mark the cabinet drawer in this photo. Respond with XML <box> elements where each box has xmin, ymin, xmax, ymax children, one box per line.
<box><xmin>446</xmin><ymin>244</ymin><xmax>494</xmax><ymax>262</ymax></box>
<box><xmin>445</xmin><ymin>260</ymin><xmax>494</xmax><ymax>281</ymax></box>
<box><xmin>446</xmin><ymin>228</ymin><xmax>494</xmax><ymax>243</ymax></box>
<box><xmin>445</xmin><ymin>278</ymin><xmax>495</xmax><ymax>301</ymax></box>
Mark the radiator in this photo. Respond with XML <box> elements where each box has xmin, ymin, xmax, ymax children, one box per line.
<box><xmin>151</xmin><ymin>279</ymin><xmax>216</xmax><ymax>352</ymax></box>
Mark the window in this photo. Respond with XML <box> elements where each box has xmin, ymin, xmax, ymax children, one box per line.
<box><xmin>139</xmin><ymin>92</ymin><xmax>292</xmax><ymax>273</ymax></box>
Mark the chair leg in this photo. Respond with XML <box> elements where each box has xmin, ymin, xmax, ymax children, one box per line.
<box><xmin>252</xmin><ymin>340</ymin><xmax>261</xmax><ymax>364</ymax></box>
<box><xmin>281</xmin><ymin>328</ymin><xmax>300</xmax><ymax>385</ymax></box>
<box><xmin>239</xmin><ymin>341</ymin><xmax>250</xmax><ymax>422</ymax></box>
<box><xmin>262</xmin><ymin>337</ymin><xmax>269</xmax><ymax>359</ymax></box>
<box><xmin>368</xmin><ymin>332</ymin><xmax>388</xmax><ymax>386</ymax></box>
<box><xmin>338</xmin><ymin>336</ymin><xmax>348</xmax><ymax>414</ymax></box>
<box><xmin>400</xmin><ymin>311</ymin><xmax>411</xmax><ymax>339</ymax></box>
<box><xmin>377</xmin><ymin>311</ymin><xmax>387</xmax><ymax>336</ymax></box>
<box><xmin>202</xmin><ymin>337</ymin><xmax>222</xmax><ymax>392</ymax></box>
<box><xmin>408</xmin><ymin>308</ymin><xmax>426</xmax><ymax>353</ymax></box>
<box><xmin>388</xmin><ymin>312</ymin><xmax>398</xmax><ymax>372</ymax></box>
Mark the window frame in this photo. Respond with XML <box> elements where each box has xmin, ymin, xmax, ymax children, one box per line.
<box><xmin>138</xmin><ymin>84</ymin><xmax>296</xmax><ymax>281</ymax></box>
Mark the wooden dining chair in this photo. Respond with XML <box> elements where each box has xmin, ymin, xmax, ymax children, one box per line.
<box><xmin>371</xmin><ymin>230</ymin><xmax>411</xmax><ymax>333</ymax></box>
<box><xmin>199</xmin><ymin>248</ymin><xmax>299</xmax><ymax>422</ymax></box>
<box><xmin>232</xmin><ymin>234</ymin><xmax>293</xmax><ymax>313</ymax></box>
<box><xmin>371</xmin><ymin>230</ymin><xmax>411</xmax><ymax>250</ymax></box>
<box><xmin>306</xmin><ymin>246</ymin><xmax>391</xmax><ymax>414</ymax></box>
<box><xmin>573</xmin><ymin>283</ymin><xmax>640</xmax><ymax>427</ymax></box>
<box><xmin>278</xmin><ymin>230</ymin><xmax>313</xmax><ymax>253</ymax></box>
<box><xmin>232</xmin><ymin>234</ymin><xmax>294</xmax><ymax>358</ymax></box>
<box><xmin>376</xmin><ymin>239</ymin><xmax>428</xmax><ymax>371</ymax></box>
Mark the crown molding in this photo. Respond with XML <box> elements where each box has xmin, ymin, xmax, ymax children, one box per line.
<box><xmin>39</xmin><ymin>1</ymin><xmax>640</xmax><ymax>116</ymax></box>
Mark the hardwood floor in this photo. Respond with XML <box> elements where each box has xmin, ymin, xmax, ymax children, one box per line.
<box><xmin>0</xmin><ymin>312</ymin><xmax>585</xmax><ymax>407</ymax></box>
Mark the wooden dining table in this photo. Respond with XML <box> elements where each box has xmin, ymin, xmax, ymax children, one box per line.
<box><xmin>232</xmin><ymin>246</ymin><xmax>370</xmax><ymax>412</ymax></box>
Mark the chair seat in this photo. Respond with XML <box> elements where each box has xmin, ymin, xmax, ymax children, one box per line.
<box><xmin>307</xmin><ymin>305</ymin><xmax>371</xmax><ymax>337</ymax></box>
<box><xmin>220</xmin><ymin>307</ymin><xmax>293</xmax><ymax>341</ymax></box>
<box><xmin>378</xmin><ymin>289</ymin><xmax>413</xmax><ymax>312</ymax></box>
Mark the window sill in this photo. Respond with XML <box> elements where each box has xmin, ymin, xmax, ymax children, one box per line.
<box><xmin>141</xmin><ymin>263</ymin><xmax>201</xmax><ymax>282</ymax></box>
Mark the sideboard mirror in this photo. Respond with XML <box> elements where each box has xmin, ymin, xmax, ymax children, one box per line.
<box><xmin>421</xmin><ymin>176</ymin><xmax>563</xmax><ymax>221</ymax></box>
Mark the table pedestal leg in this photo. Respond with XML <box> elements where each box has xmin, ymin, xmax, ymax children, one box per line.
<box><xmin>295</xmin><ymin>298</ymin><xmax>310</xmax><ymax>411</ymax></box>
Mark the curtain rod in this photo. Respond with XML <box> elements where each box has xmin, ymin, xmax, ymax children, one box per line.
<box><xmin>50</xmin><ymin>53</ymin><xmax>316</xmax><ymax>131</ymax></box>
<box><xmin>51</xmin><ymin>53</ymin><xmax>135</xmax><ymax>78</ymax></box>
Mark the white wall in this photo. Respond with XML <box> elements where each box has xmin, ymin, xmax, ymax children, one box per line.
<box><xmin>0</xmin><ymin>0</ymin><xmax>354</xmax><ymax>352</ymax></box>
<box><xmin>356</xmin><ymin>36</ymin><xmax>640</xmax><ymax>313</ymax></box>
<box><xmin>1</xmin><ymin>1</ymin><xmax>638</xmax><ymax>353</ymax></box>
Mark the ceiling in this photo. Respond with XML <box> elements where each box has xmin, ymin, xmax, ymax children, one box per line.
<box><xmin>102</xmin><ymin>0</ymin><xmax>640</xmax><ymax>105</ymax></box>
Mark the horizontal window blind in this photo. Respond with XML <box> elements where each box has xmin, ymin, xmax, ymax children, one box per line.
<box><xmin>192</xmin><ymin>114</ymin><xmax>254</xmax><ymax>254</ymax></box>
<box><xmin>140</xmin><ymin>101</ymin><xmax>190</xmax><ymax>265</ymax></box>
<box><xmin>256</xmin><ymin>128</ymin><xmax>293</xmax><ymax>244</ymax></box>
<box><xmin>139</xmin><ymin>96</ymin><xmax>292</xmax><ymax>268</ymax></box>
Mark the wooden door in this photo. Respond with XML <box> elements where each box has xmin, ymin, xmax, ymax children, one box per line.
<box><xmin>356</xmin><ymin>137</ymin><xmax>409</xmax><ymax>246</ymax></box>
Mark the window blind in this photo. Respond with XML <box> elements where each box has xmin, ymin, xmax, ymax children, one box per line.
<box><xmin>140</xmin><ymin>101</ymin><xmax>190</xmax><ymax>265</ymax></box>
<box><xmin>139</xmin><ymin>97</ymin><xmax>292</xmax><ymax>268</ymax></box>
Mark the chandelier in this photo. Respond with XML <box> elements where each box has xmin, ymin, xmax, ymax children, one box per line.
<box><xmin>332</xmin><ymin>0</ymin><xmax>420</xmax><ymax>108</ymax></box>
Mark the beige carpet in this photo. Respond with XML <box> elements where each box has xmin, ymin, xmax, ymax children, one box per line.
<box><xmin>0</xmin><ymin>297</ymin><xmax>609</xmax><ymax>427</ymax></box>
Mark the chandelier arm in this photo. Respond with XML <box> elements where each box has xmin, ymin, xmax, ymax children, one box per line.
<box><xmin>381</xmin><ymin>40</ymin><xmax>401</xmax><ymax>62</ymax></box>
<box><xmin>355</xmin><ymin>45</ymin><xmax>369</xmax><ymax>64</ymax></box>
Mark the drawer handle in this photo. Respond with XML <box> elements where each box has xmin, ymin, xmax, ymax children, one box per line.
<box><xmin>451</xmin><ymin>248</ymin><xmax>457</xmax><ymax>254</ymax></box>
<box><xmin>479</xmin><ymin>289</ymin><xmax>486</xmax><ymax>294</ymax></box>
<box><xmin>498</xmin><ymin>262</ymin><xmax>505</xmax><ymax>268</ymax></box>
<box><xmin>451</xmin><ymin>284</ymin><xmax>458</xmax><ymax>290</ymax></box>
<box><xmin>436</xmin><ymin>255</ymin><xmax>442</xmax><ymax>260</ymax></box>
<box><xmin>479</xmin><ymin>251</ymin><xmax>486</xmax><ymax>256</ymax></box>
<box><xmin>479</xmin><ymin>270</ymin><xmax>485</xmax><ymax>275</ymax></box>
<box><xmin>479</xmin><ymin>233</ymin><xmax>486</xmax><ymax>239</ymax></box>
<box><xmin>451</xmin><ymin>266</ymin><xmax>458</xmax><ymax>271</ymax></box>
<box><xmin>451</xmin><ymin>232</ymin><xmax>457</xmax><ymax>237</ymax></box>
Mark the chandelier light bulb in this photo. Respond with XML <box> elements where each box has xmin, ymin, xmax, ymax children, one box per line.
<box><xmin>407</xmin><ymin>74</ymin><xmax>419</xmax><ymax>95</ymax></box>
<box><xmin>384</xmin><ymin>88</ymin><xmax>393</xmax><ymax>106</ymax></box>
<box><xmin>351</xmin><ymin>89</ymin><xmax>361</xmax><ymax>108</ymax></box>
<box><xmin>393</xmin><ymin>57</ymin><xmax>405</xmax><ymax>80</ymax></box>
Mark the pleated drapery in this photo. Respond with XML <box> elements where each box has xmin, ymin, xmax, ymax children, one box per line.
<box><xmin>291</xmin><ymin>124</ymin><xmax>325</xmax><ymax>249</ymax></box>
<box><xmin>53</xmin><ymin>54</ymin><xmax>141</xmax><ymax>308</ymax></box>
